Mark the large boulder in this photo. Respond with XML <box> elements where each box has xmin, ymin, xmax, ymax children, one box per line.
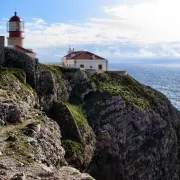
<box><xmin>36</xmin><ymin>67</ymin><xmax>68</xmax><ymax>112</ymax></box>
<box><xmin>62</xmin><ymin>68</ymin><xmax>96</xmax><ymax>100</ymax></box>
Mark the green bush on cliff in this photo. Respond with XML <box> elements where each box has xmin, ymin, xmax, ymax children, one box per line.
<box><xmin>62</xmin><ymin>139</ymin><xmax>83</xmax><ymax>158</ymax></box>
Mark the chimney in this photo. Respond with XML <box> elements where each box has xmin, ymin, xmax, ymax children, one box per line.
<box><xmin>68</xmin><ymin>47</ymin><xmax>72</xmax><ymax>54</ymax></box>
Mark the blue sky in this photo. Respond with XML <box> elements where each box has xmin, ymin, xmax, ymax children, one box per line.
<box><xmin>1</xmin><ymin>0</ymin><xmax>180</xmax><ymax>63</ymax></box>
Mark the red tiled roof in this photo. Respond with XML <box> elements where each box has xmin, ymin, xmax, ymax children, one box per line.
<box><xmin>14</xmin><ymin>45</ymin><xmax>34</xmax><ymax>54</ymax></box>
<box><xmin>64</xmin><ymin>51</ymin><xmax>106</xmax><ymax>60</ymax></box>
<box><xmin>64</xmin><ymin>51</ymin><xmax>82</xmax><ymax>58</ymax></box>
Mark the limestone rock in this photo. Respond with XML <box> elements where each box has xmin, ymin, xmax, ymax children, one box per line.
<box><xmin>1</xmin><ymin>57</ymin><xmax>180</xmax><ymax>180</ymax></box>
<box><xmin>62</xmin><ymin>68</ymin><xmax>96</xmax><ymax>100</ymax></box>
<box><xmin>3</xmin><ymin>47</ymin><xmax>37</xmax><ymax>89</ymax></box>
<box><xmin>85</xmin><ymin>92</ymin><xmax>180</xmax><ymax>180</ymax></box>
<box><xmin>10</xmin><ymin>173</ymin><xmax>26</xmax><ymax>180</ymax></box>
<box><xmin>0</xmin><ymin>100</ymin><xmax>25</xmax><ymax>124</ymax></box>
<box><xmin>36</xmin><ymin>68</ymin><xmax>68</xmax><ymax>112</ymax></box>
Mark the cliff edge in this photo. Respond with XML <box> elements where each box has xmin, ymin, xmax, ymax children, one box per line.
<box><xmin>0</xmin><ymin>48</ymin><xmax>180</xmax><ymax>180</ymax></box>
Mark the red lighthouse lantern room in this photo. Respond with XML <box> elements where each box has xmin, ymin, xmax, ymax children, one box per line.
<box><xmin>7</xmin><ymin>12</ymin><xmax>24</xmax><ymax>47</ymax></box>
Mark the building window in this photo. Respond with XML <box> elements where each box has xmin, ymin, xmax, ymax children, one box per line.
<box><xmin>98</xmin><ymin>64</ymin><xmax>102</xmax><ymax>70</ymax></box>
<box><xmin>80</xmin><ymin>64</ymin><xmax>84</xmax><ymax>68</ymax></box>
<box><xmin>90</xmin><ymin>66</ymin><xmax>93</xmax><ymax>68</ymax></box>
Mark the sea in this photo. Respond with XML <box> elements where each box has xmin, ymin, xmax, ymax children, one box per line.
<box><xmin>109</xmin><ymin>63</ymin><xmax>180</xmax><ymax>110</ymax></box>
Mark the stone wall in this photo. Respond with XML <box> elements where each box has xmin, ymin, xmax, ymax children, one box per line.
<box><xmin>0</xmin><ymin>36</ymin><xmax>4</xmax><ymax>65</ymax></box>
<box><xmin>3</xmin><ymin>47</ymin><xmax>38</xmax><ymax>88</ymax></box>
<box><xmin>107</xmin><ymin>70</ymin><xmax>128</xmax><ymax>76</ymax></box>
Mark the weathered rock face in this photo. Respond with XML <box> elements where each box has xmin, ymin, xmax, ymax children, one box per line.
<box><xmin>3</xmin><ymin>47</ymin><xmax>38</xmax><ymax>88</ymax></box>
<box><xmin>36</xmin><ymin>65</ymin><xmax>96</xmax><ymax>169</ymax></box>
<box><xmin>0</xmin><ymin>157</ymin><xmax>94</xmax><ymax>180</ymax></box>
<box><xmin>85</xmin><ymin>92</ymin><xmax>179</xmax><ymax>180</ymax></box>
<box><xmin>0</xmin><ymin>99</ymin><xmax>26</xmax><ymax>124</ymax></box>
<box><xmin>0</xmin><ymin>67</ymin><xmax>36</xmax><ymax>125</ymax></box>
<box><xmin>1</xmin><ymin>52</ymin><xmax>180</xmax><ymax>180</ymax></box>
<box><xmin>61</xmin><ymin>68</ymin><xmax>96</xmax><ymax>100</ymax></box>
<box><xmin>36</xmin><ymin>66</ymin><xmax>69</xmax><ymax>112</ymax></box>
<box><xmin>0</xmin><ymin>66</ymin><xmax>94</xmax><ymax>180</ymax></box>
<box><xmin>50</xmin><ymin>102</ymin><xmax>96</xmax><ymax>169</ymax></box>
<box><xmin>36</xmin><ymin>65</ymin><xmax>180</xmax><ymax>180</ymax></box>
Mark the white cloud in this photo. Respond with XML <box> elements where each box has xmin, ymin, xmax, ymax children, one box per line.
<box><xmin>104</xmin><ymin>0</ymin><xmax>180</xmax><ymax>43</ymax></box>
<box><xmin>1</xmin><ymin>0</ymin><xmax>180</xmax><ymax>60</ymax></box>
<box><xmin>22</xmin><ymin>0</ymin><xmax>180</xmax><ymax>49</ymax></box>
<box><xmin>159</xmin><ymin>44</ymin><xmax>180</xmax><ymax>57</ymax></box>
<box><xmin>136</xmin><ymin>49</ymin><xmax>156</xmax><ymax>57</ymax></box>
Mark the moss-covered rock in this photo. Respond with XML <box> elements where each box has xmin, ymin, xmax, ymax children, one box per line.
<box><xmin>4</xmin><ymin>131</ymin><xmax>37</xmax><ymax>164</ymax></box>
<box><xmin>0</xmin><ymin>67</ymin><xmax>37</xmax><ymax>125</ymax></box>
<box><xmin>50</xmin><ymin>101</ymin><xmax>95</xmax><ymax>169</ymax></box>
<box><xmin>84</xmin><ymin>72</ymin><xmax>180</xmax><ymax>180</ymax></box>
<box><xmin>3</xmin><ymin>47</ymin><xmax>38</xmax><ymax>88</ymax></box>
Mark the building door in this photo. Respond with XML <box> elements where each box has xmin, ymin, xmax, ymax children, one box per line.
<box><xmin>98</xmin><ymin>64</ymin><xmax>102</xmax><ymax>70</ymax></box>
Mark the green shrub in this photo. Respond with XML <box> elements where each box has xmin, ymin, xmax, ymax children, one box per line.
<box><xmin>62</xmin><ymin>139</ymin><xmax>83</xmax><ymax>157</ymax></box>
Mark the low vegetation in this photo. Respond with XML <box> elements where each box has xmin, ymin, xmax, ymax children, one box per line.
<box><xmin>0</xmin><ymin>67</ymin><xmax>37</xmax><ymax>102</ymax></box>
<box><xmin>38</xmin><ymin>63</ymin><xmax>63</xmax><ymax>77</ymax></box>
<box><xmin>0</xmin><ymin>67</ymin><xmax>26</xmax><ymax>83</ymax></box>
<box><xmin>65</xmin><ymin>103</ymin><xmax>88</xmax><ymax>127</ymax></box>
<box><xmin>62</xmin><ymin>139</ymin><xmax>83</xmax><ymax>157</ymax></box>
<box><xmin>88</xmin><ymin>72</ymin><xmax>166</xmax><ymax>111</ymax></box>
<box><xmin>4</xmin><ymin>131</ymin><xmax>37</xmax><ymax>164</ymax></box>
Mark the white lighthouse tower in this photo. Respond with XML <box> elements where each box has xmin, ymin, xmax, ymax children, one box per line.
<box><xmin>7</xmin><ymin>11</ymin><xmax>24</xmax><ymax>47</ymax></box>
<box><xmin>6</xmin><ymin>11</ymin><xmax>36</xmax><ymax>58</ymax></box>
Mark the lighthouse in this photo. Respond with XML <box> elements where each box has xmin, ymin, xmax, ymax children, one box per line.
<box><xmin>6</xmin><ymin>11</ymin><xmax>36</xmax><ymax>58</ymax></box>
<box><xmin>7</xmin><ymin>11</ymin><xmax>24</xmax><ymax>47</ymax></box>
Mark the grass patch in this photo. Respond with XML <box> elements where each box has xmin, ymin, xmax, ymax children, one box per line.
<box><xmin>89</xmin><ymin>73</ymin><xmax>150</xmax><ymax>110</ymax></box>
<box><xmin>0</xmin><ymin>67</ymin><xmax>26</xmax><ymax>83</ymax></box>
<box><xmin>88</xmin><ymin>72</ymin><xmax>167</xmax><ymax>111</ymax></box>
<box><xmin>65</xmin><ymin>103</ymin><xmax>88</xmax><ymax>126</ymax></box>
<box><xmin>0</xmin><ymin>67</ymin><xmax>37</xmax><ymax>103</ymax></box>
<box><xmin>38</xmin><ymin>63</ymin><xmax>63</xmax><ymax>78</ymax></box>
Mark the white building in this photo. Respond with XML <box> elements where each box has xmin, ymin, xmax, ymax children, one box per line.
<box><xmin>62</xmin><ymin>48</ymin><xmax>108</xmax><ymax>71</ymax></box>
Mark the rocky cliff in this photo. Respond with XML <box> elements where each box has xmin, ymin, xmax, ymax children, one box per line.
<box><xmin>0</xmin><ymin>47</ymin><xmax>180</xmax><ymax>180</ymax></box>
